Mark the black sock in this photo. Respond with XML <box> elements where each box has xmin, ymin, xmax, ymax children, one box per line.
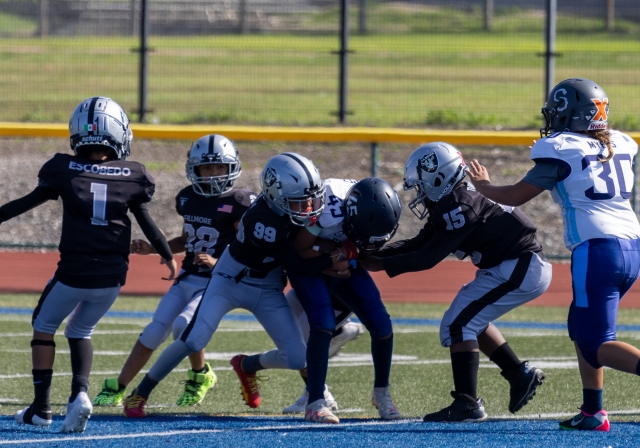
<box><xmin>32</xmin><ymin>369</ymin><xmax>53</xmax><ymax>410</ymax></box>
<box><xmin>193</xmin><ymin>365</ymin><xmax>207</xmax><ymax>373</ymax></box>
<box><xmin>636</xmin><ymin>359</ymin><xmax>640</xmax><ymax>376</ymax></box>
<box><xmin>299</xmin><ymin>368</ymin><xmax>308</xmax><ymax>386</ymax></box>
<box><xmin>137</xmin><ymin>374</ymin><xmax>159</xmax><ymax>398</ymax></box>
<box><xmin>490</xmin><ymin>342</ymin><xmax>521</xmax><ymax>373</ymax></box>
<box><xmin>67</xmin><ymin>338</ymin><xmax>92</xmax><ymax>402</ymax></box>
<box><xmin>371</xmin><ymin>334</ymin><xmax>394</xmax><ymax>388</ymax></box>
<box><xmin>451</xmin><ymin>351</ymin><xmax>479</xmax><ymax>399</ymax></box>
<box><xmin>582</xmin><ymin>388</ymin><xmax>603</xmax><ymax>414</ymax></box>
<box><xmin>241</xmin><ymin>354</ymin><xmax>265</xmax><ymax>375</ymax></box>
<box><xmin>306</xmin><ymin>330</ymin><xmax>333</xmax><ymax>403</ymax></box>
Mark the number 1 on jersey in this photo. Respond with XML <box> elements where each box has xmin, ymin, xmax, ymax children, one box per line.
<box><xmin>90</xmin><ymin>182</ymin><xmax>108</xmax><ymax>226</ymax></box>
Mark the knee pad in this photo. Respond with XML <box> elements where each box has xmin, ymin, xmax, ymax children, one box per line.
<box><xmin>138</xmin><ymin>321</ymin><xmax>171</xmax><ymax>350</ymax></box>
<box><xmin>576</xmin><ymin>340</ymin><xmax>604</xmax><ymax>369</ymax></box>
<box><xmin>171</xmin><ymin>315</ymin><xmax>189</xmax><ymax>341</ymax></box>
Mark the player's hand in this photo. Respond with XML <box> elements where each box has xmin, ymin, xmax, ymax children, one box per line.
<box><xmin>467</xmin><ymin>160</ymin><xmax>492</xmax><ymax>187</ymax></box>
<box><xmin>322</xmin><ymin>259</ymin><xmax>351</xmax><ymax>278</ymax></box>
<box><xmin>160</xmin><ymin>257</ymin><xmax>178</xmax><ymax>281</ymax></box>
<box><xmin>193</xmin><ymin>251</ymin><xmax>217</xmax><ymax>269</ymax></box>
<box><xmin>131</xmin><ymin>239</ymin><xmax>154</xmax><ymax>255</ymax></box>
<box><xmin>340</xmin><ymin>239</ymin><xmax>359</xmax><ymax>260</ymax></box>
<box><xmin>357</xmin><ymin>255</ymin><xmax>384</xmax><ymax>272</ymax></box>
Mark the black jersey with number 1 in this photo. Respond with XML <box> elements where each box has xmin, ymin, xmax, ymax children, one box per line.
<box><xmin>175</xmin><ymin>186</ymin><xmax>255</xmax><ymax>276</ymax></box>
<box><xmin>37</xmin><ymin>153</ymin><xmax>155</xmax><ymax>286</ymax></box>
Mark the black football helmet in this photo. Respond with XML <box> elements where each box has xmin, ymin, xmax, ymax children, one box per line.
<box><xmin>541</xmin><ymin>78</ymin><xmax>609</xmax><ymax>137</ymax></box>
<box><xmin>342</xmin><ymin>177</ymin><xmax>402</xmax><ymax>250</ymax></box>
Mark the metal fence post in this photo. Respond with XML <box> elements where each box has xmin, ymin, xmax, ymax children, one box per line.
<box><xmin>544</xmin><ymin>0</ymin><xmax>557</xmax><ymax>99</ymax></box>
<box><xmin>338</xmin><ymin>0</ymin><xmax>350</xmax><ymax>123</ymax></box>
<box><xmin>371</xmin><ymin>142</ymin><xmax>378</xmax><ymax>177</ymax></box>
<box><xmin>138</xmin><ymin>0</ymin><xmax>149</xmax><ymax>123</ymax></box>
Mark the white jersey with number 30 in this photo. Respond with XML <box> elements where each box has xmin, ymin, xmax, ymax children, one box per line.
<box><xmin>531</xmin><ymin>131</ymin><xmax>640</xmax><ymax>250</ymax></box>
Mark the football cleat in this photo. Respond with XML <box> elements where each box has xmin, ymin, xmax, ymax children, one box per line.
<box><xmin>177</xmin><ymin>363</ymin><xmax>217</xmax><ymax>406</ymax></box>
<box><xmin>283</xmin><ymin>385</ymin><xmax>338</xmax><ymax>414</ymax></box>
<box><xmin>328</xmin><ymin>321</ymin><xmax>365</xmax><ymax>358</ymax></box>
<box><xmin>122</xmin><ymin>389</ymin><xmax>148</xmax><ymax>418</ymax></box>
<box><xmin>60</xmin><ymin>392</ymin><xmax>92</xmax><ymax>433</ymax></box>
<box><xmin>423</xmin><ymin>391</ymin><xmax>488</xmax><ymax>423</ymax></box>
<box><xmin>230</xmin><ymin>354</ymin><xmax>263</xmax><ymax>408</ymax></box>
<box><xmin>559</xmin><ymin>408</ymin><xmax>610</xmax><ymax>431</ymax></box>
<box><xmin>501</xmin><ymin>361</ymin><xmax>545</xmax><ymax>413</ymax></box>
<box><xmin>14</xmin><ymin>404</ymin><xmax>52</xmax><ymax>427</ymax></box>
<box><xmin>372</xmin><ymin>386</ymin><xmax>402</xmax><ymax>420</ymax></box>
<box><xmin>93</xmin><ymin>377</ymin><xmax>126</xmax><ymax>407</ymax></box>
<box><xmin>305</xmin><ymin>398</ymin><xmax>340</xmax><ymax>424</ymax></box>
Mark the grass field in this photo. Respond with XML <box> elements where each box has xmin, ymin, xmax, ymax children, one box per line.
<box><xmin>2</xmin><ymin>293</ymin><xmax>640</xmax><ymax>426</ymax></box>
<box><xmin>1</xmin><ymin>6</ymin><xmax>640</xmax><ymax>129</ymax></box>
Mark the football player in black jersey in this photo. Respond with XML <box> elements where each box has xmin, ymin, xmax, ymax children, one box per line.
<box><xmin>93</xmin><ymin>134</ymin><xmax>255</xmax><ymax>409</ymax></box>
<box><xmin>360</xmin><ymin>142</ymin><xmax>552</xmax><ymax>422</ymax></box>
<box><xmin>122</xmin><ymin>152</ymin><xmax>352</xmax><ymax>418</ymax></box>
<box><xmin>8</xmin><ymin>97</ymin><xmax>176</xmax><ymax>433</ymax></box>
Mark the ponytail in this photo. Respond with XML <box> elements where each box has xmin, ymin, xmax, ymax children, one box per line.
<box><xmin>589</xmin><ymin>129</ymin><xmax>614</xmax><ymax>163</ymax></box>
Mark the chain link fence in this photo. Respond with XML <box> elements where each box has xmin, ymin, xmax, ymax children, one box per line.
<box><xmin>1</xmin><ymin>0</ymin><xmax>639</xmax><ymax>129</ymax></box>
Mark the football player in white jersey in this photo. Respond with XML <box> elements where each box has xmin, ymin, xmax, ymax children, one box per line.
<box><xmin>288</xmin><ymin>177</ymin><xmax>403</xmax><ymax>423</ymax></box>
<box><xmin>468</xmin><ymin>78</ymin><xmax>640</xmax><ymax>432</ymax></box>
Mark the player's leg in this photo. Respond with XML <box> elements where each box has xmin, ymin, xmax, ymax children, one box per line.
<box><xmin>330</xmin><ymin>269</ymin><xmax>400</xmax><ymax>420</ymax></box>
<box><xmin>59</xmin><ymin>285</ymin><xmax>120</xmax><ymax>433</ymax></box>
<box><xmin>560</xmin><ymin>238</ymin><xmax>640</xmax><ymax>431</ymax></box>
<box><xmin>173</xmin><ymin>292</ymin><xmax>217</xmax><ymax>406</ymax></box>
<box><xmin>94</xmin><ymin>279</ymin><xmax>195</xmax><ymax>406</ymax></box>
<box><xmin>15</xmin><ymin>279</ymin><xmax>83</xmax><ymax>428</ymax></box>
<box><xmin>285</xmin><ymin>273</ymin><xmax>338</xmax><ymax>423</ymax></box>
<box><xmin>123</xmin><ymin>275</ymin><xmax>235</xmax><ymax>418</ymax></box>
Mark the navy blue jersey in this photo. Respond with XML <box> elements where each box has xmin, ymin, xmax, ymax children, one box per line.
<box><xmin>379</xmin><ymin>182</ymin><xmax>542</xmax><ymax>276</ymax></box>
<box><xmin>37</xmin><ymin>153</ymin><xmax>155</xmax><ymax>285</ymax></box>
<box><xmin>175</xmin><ymin>186</ymin><xmax>255</xmax><ymax>276</ymax></box>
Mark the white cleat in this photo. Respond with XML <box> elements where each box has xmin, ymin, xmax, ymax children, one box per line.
<box><xmin>372</xmin><ymin>386</ymin><xmax>402</xmax><ymax>420</ymax></box>
<box><xmin>14</xmin><ymin>406</ymin><xmax>52</xmax><ymax>426</ymax></box>
<box><xmin>60</xmin><ymin>392</ymin><xmax>93</xmax><ymax>433</ymax></box>
<box><xmin>283</xmin><ymin>385</ymin><xmax>338</xmax><ymax>414</ymax></box>
<box><xmin>329</xmin><ymin>321</ymin><xmax>365</xmax><ymax>358</ymax></box>
<box><xmin>305</xmin><ymin>398</ymin><xmax>339</xmax><ymax>424</ymax></box>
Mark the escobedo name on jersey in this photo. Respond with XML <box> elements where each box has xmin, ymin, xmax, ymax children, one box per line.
<box><xmin>308</xmin><ymin>178</ymin><xmax>358</xmax><ymax>243</ymax></box>
<box><xmin>175</xmin><ymin>186</ymin><xmax>255</xmax><ymax>276</ymax></box>
<box><xmin>530</xmin><ymin>131</ymin><xmax>640</xmax><ymax>249</ymax></box>
<box><xmin>38</xmin><ymin>153</ymin><xmax>155</xmax><ymax>280</ymax></box>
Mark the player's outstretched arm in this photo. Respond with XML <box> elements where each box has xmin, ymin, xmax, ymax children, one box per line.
<box><xmin>0</xmin><ymin>186</ymin><xmax>57</xmax><ymax>223</ymax></box>
<box><xmin>467</xmin><ymin>159</ymin><xmax>543</xmax><ymax>206</ymax></box>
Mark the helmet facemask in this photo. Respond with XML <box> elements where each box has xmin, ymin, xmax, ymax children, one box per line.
<box><xmin>260</xmin><ymin>153</ymin><xmax>325</xmax><ymax>226</ymax></box>
<box><xmin>280</xmin><ymin>184</ymin><xmax>326</xmax><ymax>226</ymax></box>
<box><xmin>186</xmin><ymin>135</ymin><xmax>242</xmax><ymax>197</ymax></box>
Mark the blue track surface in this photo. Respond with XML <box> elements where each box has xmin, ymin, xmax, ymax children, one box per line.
<box><xmin>1</xmin><ymin>415</ymin><xmax>638</xmax><ymax>447</ymax></box>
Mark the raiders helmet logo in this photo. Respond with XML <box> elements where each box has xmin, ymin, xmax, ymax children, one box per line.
<box><xmin>263</xmin><ymin>167</ymin><xmax>278</xmax><ymax>188</ymax></box>
<box><xmin>417</xmin><ymin>152</ymin><xmax>438</xmax><ymax>179</ymax></box>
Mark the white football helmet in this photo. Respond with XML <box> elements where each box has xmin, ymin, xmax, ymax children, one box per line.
<box><xmin>260</xmin><ymin>153</ymin><xmax>325</xmax><ymax>225</ymax></box>
<box><xmin>186</xmin><ymin>134</ymin><xmax>241</xmax><ymax>197</ymax></box>
<box><xmin>403</xmin><ymin>142</ymin><xmax>467</xmax><ymax>219</ymax></box>
<box><xmin>69</xmin><ymin>96</ymin><xmax>132</xmax><ymax>160</ymax></box>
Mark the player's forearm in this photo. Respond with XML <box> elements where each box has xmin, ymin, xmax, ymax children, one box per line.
<box><xmin>0</xmin><ymin>187</ymin><xmax>56</xmax><ymax>223</ymax></box>
<box><xmin>130</xmin><ymin>204</ymin><xmax>173</xmax><ymax>261</ymax></box>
